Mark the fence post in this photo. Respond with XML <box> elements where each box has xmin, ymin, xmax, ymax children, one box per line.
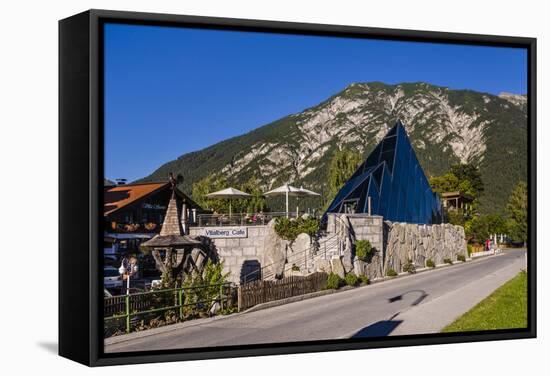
<box><xmin>219</xmin><ymin>284</ymin><xmax>224</xmax><ymax>310</ymax></box>
<box><xmin>125</xmin><ymin>294</ymin><xmax>130</xmax><ymax>334</ymax></box>
<box><xmin>178</xmin><ymin>288</ymin><xmax>184</xmax><ymax>319</ymax></box>
<box><xmin>237</xmin><ymin>285</ymin><xmax>242</xmax><ymax>312</ymax></box>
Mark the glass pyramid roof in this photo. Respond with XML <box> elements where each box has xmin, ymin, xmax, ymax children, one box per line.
<box><xmin>325</xmin><ymin>120</ymin><xmax>443</xmax><ymax>224</ymax></box>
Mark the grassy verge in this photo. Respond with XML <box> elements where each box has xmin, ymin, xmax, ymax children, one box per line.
<box><xmin>442</xmin><ymin>271</ymin><xmax>527</xmax><ymax>333</ymax></box>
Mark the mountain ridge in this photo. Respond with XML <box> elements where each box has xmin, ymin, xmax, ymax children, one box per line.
<box><xmin>139</xmin><ymin>81</ymin><xmax>527</xmax><ymax>214</ymax></box>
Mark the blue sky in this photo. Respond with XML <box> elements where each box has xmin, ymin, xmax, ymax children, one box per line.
<box><xmin>104</xmin><ymin>23</ymin><xmax>527</xmax><ymax>182</ymax></box>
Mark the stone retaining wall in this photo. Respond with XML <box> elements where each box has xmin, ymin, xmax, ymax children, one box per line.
<box><xmin>383</xmin><ymin>221</ymin><xmax>467</xmax><ymax>275</ymax></box>
<box><xmin>320</xmin><ymin>214</ymin><xmax>467</xmax><ymax>280</ymax></box>
<box><xmin>190</xmin><ymin>214</ymin><xmax>467</xmax><ymax>284</ymax></box>
<box><xmin>189</xmin><ymin>225</ymin><xmax>269</xmax><ymax>284</ymax></box>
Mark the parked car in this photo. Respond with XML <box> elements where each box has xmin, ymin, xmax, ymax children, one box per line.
<box><xmin>104</xmin><ymin>266</ymin><xmax>123</xmax><ymax>290</ymax></box>
<box><xmin>104</xmin><ymin>254</ymin><xmax>119</xmax><ymax>267</ymax></box>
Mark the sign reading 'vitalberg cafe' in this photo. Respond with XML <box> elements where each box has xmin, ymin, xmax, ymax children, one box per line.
<box><xmin>202</xmin><ymin>227</ymin><xmax>248</xmax><ymax>238</ymax></box>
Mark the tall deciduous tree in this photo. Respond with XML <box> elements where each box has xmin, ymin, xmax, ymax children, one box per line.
<box><xmin>450</xmin><ymin>163</ymin><xmax>484</xmax><ymax>197</ymax></box>
<box><xmin>429</xmin><ymin>172</ymin><xmax>460</xmax><ymax>195</ymax></box>
<box><xmin>191</xmin><ymin>174</ymin><xmax>268</xmax><ymax>214</ymax></box>
<box><xmin>326</xmin><ymin>148</ymin><xmax>362</xmax><ymax>206</ymax></box>
<box><xmin>191</xmin><ymin>174</ymin><xmax>229</xmax><ymax>213</ymax></box>
<box><xmin>506</xmin><ymin>181</ymin><xmax>528</xmax><ymax>242</ymax></box>
<box><xmin>430</xmin><ymin>163</ymin><xmax>483</xmax><ymax>199</ymax></box>
<box><xmin>465</xmin><ymin>214</ymin><xmax>507</xmax><ymax>242</ymax></box>
<box><xmin>238</xmin><ymin>176</ymin><xmax>268</xmax><ymax>213</ymax></box>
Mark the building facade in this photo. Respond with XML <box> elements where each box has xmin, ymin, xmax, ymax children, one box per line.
<box><xmin>103</xmin><ymin>182</ymin><xmax>203</xmax><ymax>274</ymax></box>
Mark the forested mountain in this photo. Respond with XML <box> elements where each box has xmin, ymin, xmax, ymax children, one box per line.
<box><xmin>140</xmin><ymin>82</ymin><xmax>527</xmax><ymax>214</ymax></box>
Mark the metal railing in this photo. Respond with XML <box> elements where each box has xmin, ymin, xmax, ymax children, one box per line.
<box><xmin>196</xmin><ymin>211</ymin><xmax>315</xmax><ymax>227</ymax></box>
<box><xmin>240</xmin><ymin>214</ymin><xmax>353</xmax><ymax>283</ymax></box>
<box><xmin>104</xmin><ymin>282</ymin><xmax>235</xmax><ymax>335</ymax></box>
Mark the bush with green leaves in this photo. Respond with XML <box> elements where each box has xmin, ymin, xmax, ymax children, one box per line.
<box><xmin>426</xmin><ymin>259</ymin><xmax>435</xmax><ymax>268</ymax></box>
<box><xmin>359</xmin><ymin>275</ymin><xmax>370</xmax><ymax>285</ymax></box>
<box><xmin>181</xmin><ymin>260</ymin><xmax>231</xmax><ymax>316</ymax></box>
<box><xmin>467</xmin><ymin>244</ymin><xmax>473</xmax><ymax>257</ymax></box>
<box><xmin>274</xmin><ymin>217</ymin><xmax>320</xmax><ymax>241</ymax></box>
<box><xmin>444</xmin><ymin>258</ymin><xmax>453</xmax><ymax>265</ymax></box>
<box><xmin>402</xmin><ymin>259</ymin><xmax>416</xmax><ymax>274</ymax></box>
<box><xmin>345</xmin><ymin>272</ymin><xmax>359</xmax><ymax>287</ymax></box>
<box><xmin>386</xmin><ymin>268</ymin><xmax>398</xmax><ymax>277</ymax></box>
<box><xmin>326</xmin><ymin>273</ymin><xmax>344</xmax><ymax>290</ymax></box>
<box><xmin>355</xmin><ymin>239</ymin><xmax>374</xmax><ymax>262</ymax></box>
<box><xmin>457</xmin><ymin>254</ymin><xmax>466</xmax><ymax>262</ymax></box>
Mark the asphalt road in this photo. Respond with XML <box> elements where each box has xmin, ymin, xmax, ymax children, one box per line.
<box><xmin>105</xmin><ymin>249</ymin><xmax>527</xmax><ymax>352</ymax></box>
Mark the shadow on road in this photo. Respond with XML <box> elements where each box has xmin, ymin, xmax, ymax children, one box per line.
<box><xmin>387</xmin><ymin>289</ymin><xmax>428</xmax><ymax>306</ymax></box>
<box><xmin>351</xmin><ymin>319</ymin><xmax>403</xmax><ymax>338</ymax></box>
<box><xmin>351</xmin><ymin>290</ymin><xmax>429</xmax><ymax>338</ymax></box>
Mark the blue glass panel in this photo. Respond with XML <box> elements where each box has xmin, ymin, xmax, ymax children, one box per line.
<box><xmin>324</xmin><ymin>121</ymin><xmax>442</xmax><ymax>224</ymax></box>
<box><xmin>366</xmin><ymin>177</ymin><xmax>380</xmax><ymax>214</ymax></box>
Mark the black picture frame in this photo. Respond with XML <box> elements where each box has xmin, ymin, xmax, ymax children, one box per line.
<box><xmin>59</xmin><ymin>9</ymin><xmax>537</xmax><ymax>367</ymax></box>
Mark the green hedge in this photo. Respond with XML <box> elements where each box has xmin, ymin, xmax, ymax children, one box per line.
<box><xmin>274</xmin><ymin>217</ymin><xmax>320</xmax><ymax>241</ymax></box>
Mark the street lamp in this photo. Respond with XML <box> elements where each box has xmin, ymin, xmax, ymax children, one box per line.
<box><xmin>119</xmin><ymin>256</ymin><xmax>138</xmax><ymax>295</ymax></box>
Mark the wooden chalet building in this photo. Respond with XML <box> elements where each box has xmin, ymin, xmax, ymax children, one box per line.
<box><xmin>440</xmin><ymin>191</ymin><xmax>474</xmax><ymax>214</ymax></box>
<box><xmin>104</xmin><ymin>181</ymin><xmax>203</xmax><ymax>258</ymax></box>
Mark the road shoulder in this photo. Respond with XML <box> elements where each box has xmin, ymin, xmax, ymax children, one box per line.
<box><xmin>387</xmin><ymin>255</ymin><xmax>526</xmax><ymax>336</ymax></box>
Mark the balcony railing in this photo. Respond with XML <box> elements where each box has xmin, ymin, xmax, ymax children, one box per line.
<box><xmin>196</xmin><ymin>211</ymin><xmax>313</xmax><ymax>227</ymax></box>
<box><xmin>106</xmin><ymin>221</ymin><xmax>162</xmax><ymax>234</ymax></box>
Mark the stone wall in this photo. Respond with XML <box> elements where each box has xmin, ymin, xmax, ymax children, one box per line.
<box><xmin>320</xmin><ymin>214</ymin><xmax>467</xmax><ymax>280</ymax></box>
<box><xmin>383</xmin><ymin>222</ymin><xmax>467</xmax><ymax>274</ymax></box>
<box><xmin>189</xmin><ymin>214</ymin><xmax>467</xmax><ymax>284</ymax></box>
<box><xmin>322</xmin><ymin>214</ymin><xmax>385</xmax><ymax>278</ymax></box>
<box><xmin>189</xmin><ymin>225</ymin><xmax>269</xmax><ymax>284</ymax></box>
<box><xmin>189</xmin><ymin>220</ymin><xmax>313</xmax><ymax>284</ymax></box>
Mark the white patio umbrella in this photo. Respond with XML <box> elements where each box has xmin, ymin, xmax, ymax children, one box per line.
<box><xmin>295</xmin><ymin>186</ymin><xmax>321</xmax><ymax>216</ymax></box>
<box><xmin>206</xmin><ymin>187</ymin><xmax>251</xmax><ymax>217</ymax></box>
<box><xmin>297</xmin><ymin>186</ymin><xmax>321</xmax><ymax>197</ymax></box>
<box><xmin>263</xmin><ymin>184</ymin><xmax>320</xmax><ymax>217</ymax></box>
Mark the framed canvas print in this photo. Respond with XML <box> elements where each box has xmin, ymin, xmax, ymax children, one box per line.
<box><xmin>59</xmin><ymin>9</ymin><xmax>536</xmax><ymax>366</ymax></box>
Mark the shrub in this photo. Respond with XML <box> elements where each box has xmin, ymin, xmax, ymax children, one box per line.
<box><xmin>345</xmin><ymin>272</ymin><xmax>359</xmax><ymax>287</ymax></box>
<box><xmin>274</xmin><ymin>217</ymin><xmax>320</xmax><ymax>241</ymax></box>
<box><xmin>182</xmin><ymin>260</ymin><xmax>231</xmax><ymax>315</ymax></box>
<box><xmin>467</xmin><ymin>244</ymin><xmax>473</xmax><ymax>257</ymax></box>
<box><xmin>426</xmin><ymin>259</ymin><xmax>435</xmax><ymax>268</ymax></box>
<box><xmin>444</xmin><ymin>258</ymin><xmax>453</xmax><ymax>265</ymax></box>
<box><xmin>359</xmin><ymin>275</ymin><xmax>370</xmax><ymax>285</ymax></box>
<box><xmin>457</xmin><ymin>254</ymin><xmax>466</xmax><ymax>262</ymax></box>
<box><xmin>355</xmin><ymin>239</ymin><xmax>374</xmax><ymax>262</ymax></box>
<box><xmin>402</xmin><ymin>259</ymin><xmax>416</xmax><ymax>274</ymax></box>
<box><xmin>386</xmin><ymin>268</ymin><xmax>398</xmax><ymax>277</ymax></box>
<box><xmin>326</xmin><ymin>273</ymin><xmax>344</xmax><ymax>290</ymax></box>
